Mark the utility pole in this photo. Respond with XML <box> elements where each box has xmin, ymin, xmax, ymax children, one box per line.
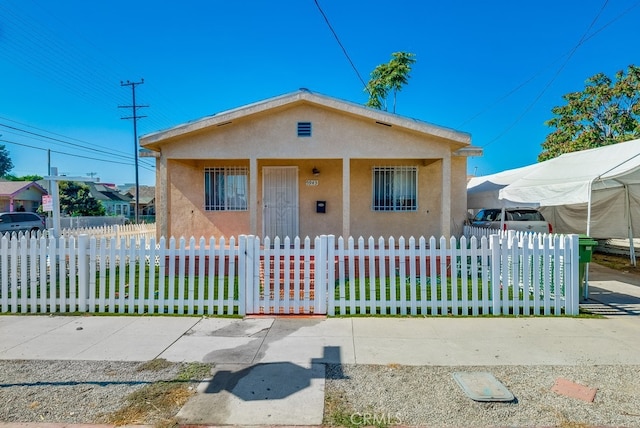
<box><xmin>119</xmin><ymin>79</ymin><xmax>147</xmax><ymax>224</ymax></box>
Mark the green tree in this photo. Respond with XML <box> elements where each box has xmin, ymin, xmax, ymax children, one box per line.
<box><xmin>59</xmin><ymin>181</ymin><xmax>105</xmax><ymax>216</ymax></box>
<box><xmin>539</xmin><ymin>65</ymin><xmax>640</xmax><ymax>161</ymax></box>
<box><xmin>365</xmin><ymin>52</ymin><xmax>416</xmax><ymax>113</ymax></box>
<box><xmin>0</xmin><ymin>145</ymin><xmax>14</xmax><ymax>177</ymax></box>
<box><xmin>4</xmin><ymin>174</ymin><xmax>44</xmax><ymax>181</ymax></box>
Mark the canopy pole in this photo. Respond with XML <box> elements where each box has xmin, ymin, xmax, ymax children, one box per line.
<box><xmin>586</xmin><ymin>181</ymin><xmax>593</xmax><ymax>236</ymax></box>
<box><xmin>584</xmin><ymin>181</ymin><xmax>593</xmax><ymax>299</ymax></box>
<box><xmin>625</xmin><ymin>185</ymin><xmax>636</xmax><ymax>266</ymax></box>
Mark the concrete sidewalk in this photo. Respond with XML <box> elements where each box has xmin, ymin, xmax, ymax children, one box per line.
<box><xmin>2</xmin><ymin>314</ymin><xmax>639</xmax><ymax>366</ymax></box>
<box><xmin>2</xmin><ymin>315</ymin><xmax>640</xmax><ymax>425</ymax></box>
<box><xmin>0</xmin><ymin>262</ymin><xmax>639</xmax><ymax>426</ymax></box>
<box><xmin>584</xmin><ymin>261</ymin><xmax>640</xmax><ymax>315</ymax></box>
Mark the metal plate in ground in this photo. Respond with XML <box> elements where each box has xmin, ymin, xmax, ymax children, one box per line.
<box><xmin>452</xmin><ymin>372</ymin><xmax>515</xmax><ymax>402</ymax></box>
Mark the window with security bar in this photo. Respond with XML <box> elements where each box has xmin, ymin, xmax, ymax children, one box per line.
<box><xmin>372</xmin><ymin>166</ymin><xmax>417</xmax><ymax>211</ymax></box>
<box><xmin>204</xmin><ymin>167</ymin><xmax>248</xmax><ymax>211</ymax></box>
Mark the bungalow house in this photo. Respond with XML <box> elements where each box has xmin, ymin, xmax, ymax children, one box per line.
<box><xmin>122</xmin><ymin>185</ymin><xmax>156</xmax><ymax>217</ymax></box>
<box><xmin>139</xmin><ymin>89</ymin><xmax>480</xmax><ymax>240</ymax></box>
<box><xmin>88</xmin><ymin>183</ymin><xmax>132</xmax><ymax>217</ymax></box>
<box><xmin>0</xmin><ymin>180</ymin><xmax>48</xmax><ymax>213</ymax></box>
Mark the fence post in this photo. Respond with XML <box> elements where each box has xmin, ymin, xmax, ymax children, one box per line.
<box><xmin>327</xmin><ymin>235</ymin><xmax>335</xmax><ymax>316</ymax></box>
<box><xmin>242</xmin><ymin>235</ymin><xmax>254</xmax><ymax>316</ymax></box>
<box><xmin>77</xmin><ymin>234</ymin><xmax>90</xmax><ymax>312</ymax></box>
<box><xmin>238</xmin><ymin>235</ymin><xmax>247</xmax><ymax>316</ymax></box>
<box><xmin>568</xmin><ymin>234</ymin><xmax>580</xmax><ymax>315</ymax></box>
<box><xmin>490</xmin><ymin>234</ymin><xmax>501</xmax><ymax>315</ymax></box>
<box><xmin>316</xmin><ymin>235</ymin><xmax>328</xmax><ymax>314</ymax></box>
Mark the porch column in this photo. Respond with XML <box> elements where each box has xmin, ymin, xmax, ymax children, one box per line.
<box><xmin>342</xmin><ymin>158</ymin><xmax>350</xmax><ymax>238</ymax></box>
<box><xmin>441</xmin><ymin>156</ymin><xmax>451</xmax><ymax>237</ymax></box>
<box><xmin>250</xmin><ymin>157</ymin><xmax>258</xmax><ymax>235</ymax></box>
<box><xmin>157</xmin><ymin>154</ymin><xmax>168</xmax><ymax>239</ymax></box>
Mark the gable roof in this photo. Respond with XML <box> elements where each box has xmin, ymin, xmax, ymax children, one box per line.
<box><xmin>140</xmin><ymin>89</ymin><xmax>472</xmax><ymax>150</ymax></box>
<box><xmin>0</xmin><ymin>181</ymin><xmax>47</xmax><ymax>197</ymax></box>
<box><xmin>123</xmin><ymin>185</ymin><xmax>155</xmax><ymax>204</ymax></box>
<box><xmin>88</xmin><ymin>183</ymin><xmax>132</xmax><ymax>203</ymax></box>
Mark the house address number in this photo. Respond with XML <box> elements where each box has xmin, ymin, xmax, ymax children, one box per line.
<box><xmin>305</xmin><ymin>179</ymin><xmax>319</xmax><ymax>186</ymax></box>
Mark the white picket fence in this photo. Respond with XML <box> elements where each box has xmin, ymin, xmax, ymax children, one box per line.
<box><xmin>60</xmin><ymin>223</ymin><xmax>156</xmax><ymax>247</ymax></box>
<box><xmin>0</xmin><ymin>232</ymin><xmax>579</xmax><ymax>316</ymax></box>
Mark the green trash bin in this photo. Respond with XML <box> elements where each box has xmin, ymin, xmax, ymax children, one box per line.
<box><xmin>578</xmin><ymin>235</ymin><xmax>598</xmax><ymax>300</ymax></box>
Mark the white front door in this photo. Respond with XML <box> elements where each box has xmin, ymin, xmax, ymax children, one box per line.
<box><xmin>263</xmin><ymin>167</ymin><xmax>299</xmax><ymax>239</ymax></box>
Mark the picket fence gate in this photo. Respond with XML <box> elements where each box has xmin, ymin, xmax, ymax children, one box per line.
<box><xmin>0</xmin><ymin>232</ymin><xmax>580</xmax><ymax>317</ymax></box>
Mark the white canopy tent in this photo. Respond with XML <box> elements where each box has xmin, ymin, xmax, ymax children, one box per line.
<box><xmin>467</xmin><ymin>163</ymin><xmax>541</xmax><ymax>210</ymax></box>
<box><xmin>467</xmin><ymin>138</ymin><xmax>640</xmax><ymax>262</ymax></box>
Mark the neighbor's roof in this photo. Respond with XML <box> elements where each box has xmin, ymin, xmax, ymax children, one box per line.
<box><xmin>0</xmin><ymin>181</ymin><xmax>47</xmax><ymax>197</ymax></box>
<box><xmin>123</xmin><ymin>185</ymin><xmax>155</xmax><ymax>204</ymax></box>
<box><xmin>89</xmin><ymin>183</ymin><xmax>132</xmax><ymax>203</ymax></box>
<box><xmin>140</xmin><ymin>89</ymin><xmax>472</xmax><ymax>149</ymax></box>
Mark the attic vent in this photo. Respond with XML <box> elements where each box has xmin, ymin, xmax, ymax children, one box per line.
<box><xmin>297</xmin><ymin>121</ymin><xmax>312</xmax><ymax>137</ymax></box>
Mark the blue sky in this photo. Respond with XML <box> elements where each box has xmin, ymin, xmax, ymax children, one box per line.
<box><xmin>1</xmin><ymin>0</ymin><xmax>638</xmax><ymax>186</ymax></box>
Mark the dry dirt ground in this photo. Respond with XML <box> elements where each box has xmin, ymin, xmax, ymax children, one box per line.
<box><xmin>592</xmin><ymin>252</ymin><xmax>640</xmax><ymax>275</ymax></box>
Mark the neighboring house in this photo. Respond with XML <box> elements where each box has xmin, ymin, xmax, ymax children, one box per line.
<box><xmin>140</xmin><ymin>89</ymin><xmax>481</xmax><ymax>240</ymax></box>
<box><xmin>122</xmin><ymin>185</ymin><xmax>156</xmax><ymax>216</ymax></box>
<box><xmin>88</xmin><ymin>183</ymin><xmax>132</xmax><ymax>216</ymax></box>
<box><xmin>0</xmin><ymin>181</ymin><xmax>48</xmax><ymax>213</ymax></box>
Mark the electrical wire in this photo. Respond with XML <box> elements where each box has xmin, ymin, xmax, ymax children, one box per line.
<box><xmin>0</xmin><ymin>138</ymin><xmax>155</xmax><ymax>172</ymax></box>
<box><xmin>482</xmin><ymin>0</ymin><xmax>610</xmax><ymax>149</ymax></box>
<box><xmin>0</xmin><ymin>122</ymin><xmax>155</xmax><ymax>168</ymax></box>
<box><xmin>471</xmin><ymin>0</ymin><xmax>639</xmax><ymax>151</ymax></box>
<box><xmin>461</xmin><ymin>5</ymin><xmax>635</xmax><ymax>129</ymax></box>
<box><xmin>460</xmin><ymin>1</ymin><xmax>639</xmax><ymax>131</ymax></box>
<box><xmin>313</xmin><ymin>0</ymin><xmax>370</xmax><ymax>95</ymax></box>
<box><xmin>0</xmin><ymin>0</ymin><xmax>182</xmax><ymax>133</ymax></box>
<box><xmin>0</xmin><ymin>119</ymin><xmax>156</xmax><ymax>168</ymax></box>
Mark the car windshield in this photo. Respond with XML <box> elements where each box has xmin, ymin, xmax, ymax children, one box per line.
<box><xmin>505</xmin><ymin>209</ymin><xmax>545</xmax><ymax>221</ymax></box>
<box><xmin>474</xmin><ymin>209</ymin><xmax>500</xmax><ymax>222</ymax></box>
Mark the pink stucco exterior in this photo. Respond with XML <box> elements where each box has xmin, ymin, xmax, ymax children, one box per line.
<box><xmin>140</xmin><ymin>90</ymin><xmax>479</xmax><ymax>240</ymax></box>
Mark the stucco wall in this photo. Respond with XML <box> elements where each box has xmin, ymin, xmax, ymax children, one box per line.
<box><xmin>451</xmin><ymin>156</ymin><xmax>470</xmax><ymax>236</ymax></box>
<box><xmin>349</xmin><ymin>159</ymin><xmax>443</xmax><ymax>239</ymax></box>
<box><xmin>167</xmin><ymin>159</ymin><xmax>250</xmax><ymax>239</ymax></box>
<box><xmin>160</xmin><ymin>103</ymin><xmax>455</xmax><ymax>161</ymax></box>
<box><xmin>156</xmin><ymin>101</ymin><xmax>470</xmax><ymax>240</ymax></box>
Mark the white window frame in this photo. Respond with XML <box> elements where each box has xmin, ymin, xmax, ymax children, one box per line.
<box><xmin>204</xmin><ymin>166</ymin><xmax>248</xmax><ymax>211</ymax></box>
<box><xmin>371</xmin><ymin>166</ymin><xmax>418</xmax><ymax>212</ymax></box>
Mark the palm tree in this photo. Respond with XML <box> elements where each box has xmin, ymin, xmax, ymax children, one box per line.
<box><xmin>365</xmin><ymin>52</ymin><xmax>416</xmax><ymax>113</ymax></box>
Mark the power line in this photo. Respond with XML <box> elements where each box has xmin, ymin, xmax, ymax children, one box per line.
<box><xmin>482</xmin><ymin>0</ymin><xmax>610</xmax><ymax>149</ymax></box>
<box><xmin>0</xmin><ymin>122</ymin><xmax>154</xmax><ymax>168</ymax></box>
<box><xmin>0</xmin><ymin>0</ymin><xmax>182</xmax><ymax>133</ymax></box>
<box><xmin>463</xmin><ymin>0</ymin><xmax>638</xmax><ymax>149</ymax></box>
<box><xmin>460</xmin><ymin>0</ymin><xmax>638</xmax><ymax>129</ymax></box>
<box><xmin>313</xmin><ymin>0</ymin><xmax>370</xmax><ymax>94</ymax></box>
<box><xmin>0</xmin><ymin>138</ymin><xmax>154</xmax><ymax>171</ymax></box>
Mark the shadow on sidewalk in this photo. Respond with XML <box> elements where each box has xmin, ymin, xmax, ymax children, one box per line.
<box><xmin>204</xmin><ymin>345</ymin><xmax>346</xmax><ymax>401</ymax></box>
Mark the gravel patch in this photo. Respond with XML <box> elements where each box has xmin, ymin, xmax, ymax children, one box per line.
<box><xmin>325</xmin><ymin>364</ymin><xmax>640</xmax><ymax>427</ymax></box>
<box><xmin>0</xmin><ymin>359</ymin><xmax>182</xmax><ymax>424</ymax></box>
<box><xmin>2</xmin><ymin>360</ymin><xmax>640</xmax><ymax>426</ymax></box>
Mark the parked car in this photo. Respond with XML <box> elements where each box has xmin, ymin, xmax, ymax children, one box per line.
<box><xmin>471</xmin><ymin>207</ymin><xmax>553</xmax><ymax>234</ymax></box>
<box><xmin>0</xmin><ymin>212</ymin><xmax>46</xmax><ymax>235</ymax></box>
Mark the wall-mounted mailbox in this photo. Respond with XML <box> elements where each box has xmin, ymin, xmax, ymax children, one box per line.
<box><xmin>316</xmin><ymin>200</ymin><xmax>326</xmax><ymax>213</ymax></box>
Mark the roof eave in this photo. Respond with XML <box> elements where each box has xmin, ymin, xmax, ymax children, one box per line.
<box><xmin>139</xmin><ymin>89</ymin><xmax>471</xmax><ymax>149</ymax></box>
